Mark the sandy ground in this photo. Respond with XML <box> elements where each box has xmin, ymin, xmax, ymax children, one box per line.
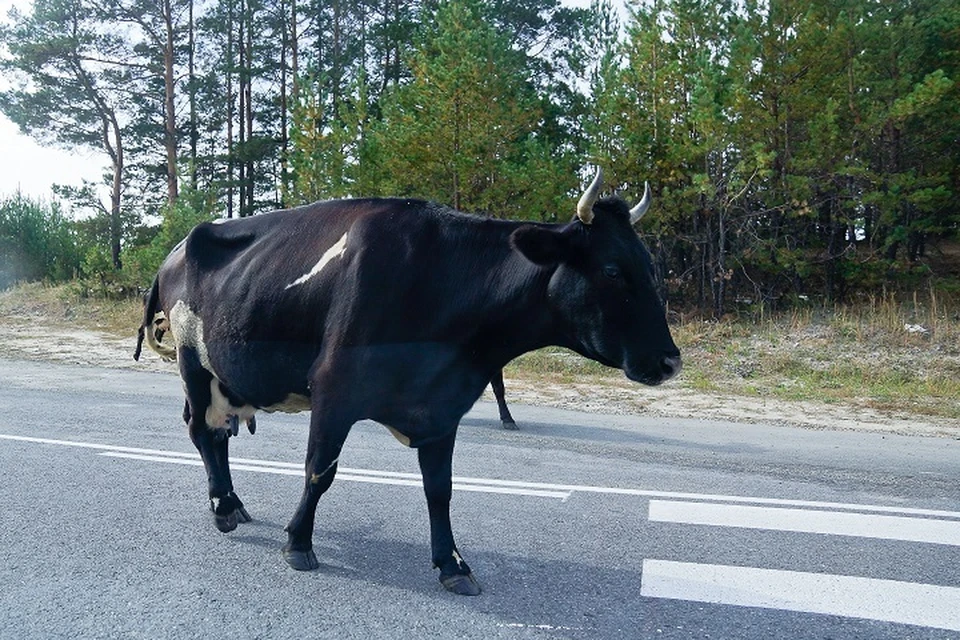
<box><xmin>1</xmin><ymin>316</ymin><xmax>958</xmax><ymax>440</ymax></box>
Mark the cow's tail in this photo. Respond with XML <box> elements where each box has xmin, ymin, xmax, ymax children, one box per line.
<box><xmin>134</xmin><ymin>277</ymin><xmax>177</xmax><ymax>362</ymax></box>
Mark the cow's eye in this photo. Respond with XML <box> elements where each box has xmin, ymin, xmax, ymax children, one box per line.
<box><xmin>603</xmin><ymin>265</ymin><xmax>621</xmax><ymax>280</ymax></box>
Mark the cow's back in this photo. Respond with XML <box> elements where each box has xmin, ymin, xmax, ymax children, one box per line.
<box><xmin>172</xmin><ymin>199</ymin><xmax>450</xmax><ymax>409</ymax></box>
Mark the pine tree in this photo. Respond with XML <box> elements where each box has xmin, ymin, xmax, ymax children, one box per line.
<box><xmin>368</xmin><ymin>0</ymin><xmax>551</xmax><ymax>217</ymax></box>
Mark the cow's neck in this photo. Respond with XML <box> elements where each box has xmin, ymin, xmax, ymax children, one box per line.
<box><xmin>470</xmin><ymin>240</ymin><xmax>568</xmax><ymax>371</ymax></box>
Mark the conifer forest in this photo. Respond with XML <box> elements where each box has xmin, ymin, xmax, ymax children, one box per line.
<box><xmin>1</xmin><ymin>0</ymin><xmax>958</xmax><ymax>314</ymax></box>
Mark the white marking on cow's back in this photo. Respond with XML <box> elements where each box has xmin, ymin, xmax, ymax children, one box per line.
<box><xmin>285</xmin><ymin>231</ymin><xmax>349</xmax><ymax>290</ymax></box>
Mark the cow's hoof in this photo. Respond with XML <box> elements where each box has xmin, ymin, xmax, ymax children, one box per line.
<box><xmin>501</xmin><ymin>420</ymin><xmax>519</xmax><ymax>430</ymax></box>
<box><xmin>440</xmin><ymin>573</ymin><xmax>481</xmax><ymax>596</ymax></box>
<box><xmin>283</xmin><ymin>547</ymin><xmax>320</xmax><ymax>571</ymax></box>
<box><xmin>214</xmin><ymin>511</ymin><xmax>238</xmax><ymax>533</ymax></box>
<box><xmin>236</xmin><ymin>505</ymin><xmax>252</xmax><ymax>523</ymax></box>
<box><xmin>210</xmin><ymin>493</ymin><xmax>247</xmax><ymax>531</ymax></box>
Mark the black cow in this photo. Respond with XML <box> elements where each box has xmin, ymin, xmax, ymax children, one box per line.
<box><xmin>134</xmin><ymin>168</ymin><xmax>680</xmax><ymax>595</ymax></box>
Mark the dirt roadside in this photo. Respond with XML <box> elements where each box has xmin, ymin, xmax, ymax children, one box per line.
<box><xmin>1</xmin><ymin>313</ymin><xmax>958</xmax><ymax>440</ymax></box>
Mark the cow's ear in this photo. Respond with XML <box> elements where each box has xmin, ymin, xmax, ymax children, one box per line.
<box><xmin>510</xmin><ymin>225</ymin><xmax>572</xmax><ymax>266</ymax></box>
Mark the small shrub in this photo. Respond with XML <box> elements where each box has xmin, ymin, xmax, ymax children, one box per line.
<box><xmin>0</xmin><ymin>193</ymin><xmax>81</xmax><ymax>289</ymax></box>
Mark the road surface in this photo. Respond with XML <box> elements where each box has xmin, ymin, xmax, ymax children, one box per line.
<box><xmin>0</xmin><ymin>359</ymin><xmax>958</xmax><ymax>639</ymax></box>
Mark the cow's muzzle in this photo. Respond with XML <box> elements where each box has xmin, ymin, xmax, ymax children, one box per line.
<box><xmin>627</xmin><ymin>354</ymin><xmax>682</xmax><ymax>386</ymax></box>
<box><xmin>660</xmin><ymin>355</ymin><xmax>682</xmax><ymax>381</ymax></box>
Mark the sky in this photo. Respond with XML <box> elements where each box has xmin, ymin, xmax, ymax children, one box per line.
<box><xmin>0</xmin><ymin>0</ymin><xmax>628</xmax><ymax>205</ymax></box>
<box><xmin>0</xmin><ymin>0</ymin><xmax>108</xmax><ymax>202</ymax></box>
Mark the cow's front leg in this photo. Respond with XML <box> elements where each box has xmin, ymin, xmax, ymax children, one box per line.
<box><xmin>418</xmin><ymin>429</ymin><xmax>481</xmax><ymax>595</ymax></box>
<box><xmin>283</xmin><ymin>399</ymin><xmax>352</xmax><ymax>572</ymax></box>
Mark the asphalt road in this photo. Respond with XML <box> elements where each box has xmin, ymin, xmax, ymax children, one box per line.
<box><xmin>0</xmin><ymin>358</ymin><xmax>958</xmax><ymax>640</ymax></box>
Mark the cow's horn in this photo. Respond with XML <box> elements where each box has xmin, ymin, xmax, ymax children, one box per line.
<box><xmin>629</xmin><ymin>181</ymin><xmax>652</xmax><ymax>224</ymax></box>
<box><xmin>576</xmin><ymin>167</ymin><xmax>604</xmax><ymax>225</ymax></box>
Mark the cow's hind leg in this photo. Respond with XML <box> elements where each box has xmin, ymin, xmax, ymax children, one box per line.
<box><xmin>282</xmin><ymin>396</ymin><xmax>353</xmax><ymax>571</ymax></box>
<box><xmin>490</xmin><ymin>370</ymin><xmax>517</xmax><ymax>430</ymax></box>
<box><xmin>180</xmin><ymin>348</ymin><xmax>249</xmax><ymax>532</ymax></box>
<box><xmin>418</xmin><ymin>429</ymin><xmax>481</xmax><ymax>595</ymax></box>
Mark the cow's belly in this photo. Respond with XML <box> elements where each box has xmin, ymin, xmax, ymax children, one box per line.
<box><xmin>203</xmin><ymin>349</ymin><xmax>316</xmax><ymax>426</ymax></box>
<box><xmin>169</xmin><ymin>300</ymin><xmax>318</xmax><ymax>427</ymax></box>
<box><xmin>206</xmin><ymin>380</ymin><xmax>311</xmax><ymax>425</ymax></box>
<box><xmin>359</xmin><ymin>354</ymin><xmax>492</xmax><ymax>448</ymax></box>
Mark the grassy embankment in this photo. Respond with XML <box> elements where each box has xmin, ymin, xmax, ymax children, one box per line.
<box><xmin>1</xmin><ymin>282</ymin><xmax>958</xmax><ymax>420</ymax></box>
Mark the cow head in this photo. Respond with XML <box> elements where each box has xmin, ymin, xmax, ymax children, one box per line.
<box><xmin>510</xmin><ymin>168</ymin><xmax>681</xmax><ymax>386</ymax></box>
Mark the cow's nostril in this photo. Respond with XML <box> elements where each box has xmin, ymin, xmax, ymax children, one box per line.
<box><xmin>660</xmin><ymin>356</ymin><xmax>682</xmax><ymax>379</ymax></box>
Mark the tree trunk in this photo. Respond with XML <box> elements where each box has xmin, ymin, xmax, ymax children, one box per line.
<box><xmin>162</xmin><ymin>0</ymin><xmax>179</xmax><ymax>203</ymax></box>
<box><xmin>188</xmin><ymin>0</ymin><xmax>198</xmax><ymax>189</ymax></box>
<box><xmin>110</xmin><ymin>122</ymin><xmax>124</xmax><ymax>270</ymax></box>
<box><xmin>226</xmin><ymin>0</ymin><xmax>235</xmax><ymax>218</ymax></box>
<box><xmin>243</xmin><ymin>0</ymin><xmax>254</xmax><ymax>215</ymax></box>
<box><xmin>238</xmin><ymin>0</ymin><xmax>247</xmax><ymax>216</ymax></box>
<box><xmin>279</xmin><ymin>0</ymin><xmax>289</xmax><ymax>204</ymax></box>
<box><xmin>69</xmin><ymin>15</ymin><xmax>125</xmax><ymax>270</ymax></box>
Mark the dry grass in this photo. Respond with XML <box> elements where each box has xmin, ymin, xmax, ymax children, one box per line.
<box><xmin>0</xmin><ymin>282</ymin><xmax>143</xmax><ymax>337</ymax></box>
<box><xmin>3</xmin><ymin>282</ymin><xmax>959</xmax><ymax>421</ymax></box>
<box><xmin>509</xmin><ymin>290</ymin><xmax>960</xmax><ymax>421</ymax></box>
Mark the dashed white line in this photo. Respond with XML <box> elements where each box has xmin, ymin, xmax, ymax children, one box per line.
<box><xmin>497</xmin><ymin>622</ymin><xmax>584</xmax><ymax>631</ymax></box>
<box><xmin>641</xmin><ymin>559</ymin><xmax>960</xmax><ymax>632</ymax></box>
<box><xmin>649</xmin><ymin>500</ymin><xmax>960</xmax><ymax>546</ymax></box>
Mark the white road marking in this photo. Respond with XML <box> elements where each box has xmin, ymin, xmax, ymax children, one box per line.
<box><xmin>98</xmin><ymin>451</ymin><xmax>569</xmax><ymax>498</ymax></box>
<box><xmin>649</xmin><ymin>500</ymin><xmax>960</xmax><ymax>546</ymax></box>
<box><xmin>2</xmin><ymin>433</ymin><xmax>959</xmax><ymax>518</ymax></box>
<box><xmin>640</xmin><ymin>559</ymin><xmax>960</xmax><ymax>632</ymax></box>
<box><xmin>6</xmin><ymin>431</ymin><xmax>959</xmax><ymax>632</ymax></box>
<box><xmin>497</xmin><ymin>623</ymin><xmax>585</xmax><ymax>631</ymax></box>
<box><xmin>285</xmin><ymin>231</ymin><xmax>348</xmax><ymax>290</ymax></box>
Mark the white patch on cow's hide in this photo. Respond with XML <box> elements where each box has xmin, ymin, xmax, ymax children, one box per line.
<box><xmin>170</xmin><ymin>300</ymin><xmax>313</xmax><ymax>429</ymax></box>
<box><xmin>169</xmin><ymin>300</ymin><xmax>213</xmax><ymax>371</ymax></box>
<box><xmin>310</xmin><ymin>457</ymin><xmax>339</xmax><ymax>485</ymax></box>
<box><xmin>153</xmin><ymin>311</ymin><xmax>171</xmax><ymax>332</ymax></box>
<box><xmin>206</xmin><ymin>379</ymin><xmax>259</xmax><ymax>428</ymax></box>
<box><xmin>169</xmin><ymin>301</ymin><xmax>226</xmax><ymax>430</ymax></box>
<box><xmin>263</xmin><ymin>394</ymin><xmax>311</xmax><ymax>414</ymax></box>
<box><xmin>206</xmin><ymin>392</ymin><xmax>311</xmax><ymax>431</ymax></box>
<box><xmin>385</xmin><ymin>425</ymin><xmax>412</xmax><ymax>447</ymax></box>
<box><xmin>285</xmin><ymin>231</ymin><xmax>349</xmax><ymax>290</ymax></box>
